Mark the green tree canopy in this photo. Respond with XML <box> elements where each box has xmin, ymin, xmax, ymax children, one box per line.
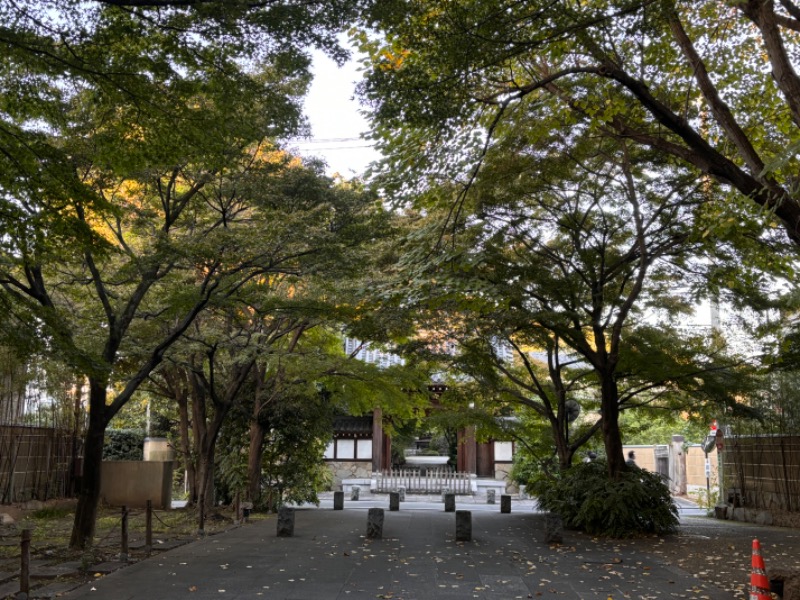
<box><xmin>360</xmin><ymin>0</ymin><xmax>800</xmax><ymax>251</ymax></box>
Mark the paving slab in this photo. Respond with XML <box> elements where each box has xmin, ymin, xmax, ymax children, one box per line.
<box><xmin>0</xmin><ymin>580</ymin><xmax>19</xmax><ymax>599</ymax></box>
<box><xmin>56</xmin><ymin>507</ymin><xmax>735</xmax><ymax>600</ymax></box>
<box><xmin>30</xmin><ymin>580</ymin><xmax>84</xmax><ymax>598</ymax></box>
<box><xmin>30</xmin><ymin>563</ymin><xmax>82</xmax><ymax>579</ymax></box>
<box><xmin>87</xmin><ymin>561</ymin><xmax>128</xmax><ymax>575</ymax></box>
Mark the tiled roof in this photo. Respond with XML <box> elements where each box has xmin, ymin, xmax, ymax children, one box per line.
<box><xmin>333</xmin><ymin>415</ymin><xmax>373</xmax><ymax>437</ymax></box>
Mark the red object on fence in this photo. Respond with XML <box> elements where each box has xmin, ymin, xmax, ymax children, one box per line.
<box><xmin>750</xmin><ymin>539</ymin><xmax>771</xmax><ymax>600</ymax></box>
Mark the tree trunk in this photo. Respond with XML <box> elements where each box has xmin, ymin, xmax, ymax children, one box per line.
<box><xmin>600</xmin><ymin>375</ymin><xmax>625</xmax><ymax>479</ymax></box>
<box><xmin>176</xmin><ymin>387</ymin><xmax>197</xmax><ymax>506</ymax></box>
<box><xmin>196</xmin><ymin>442</ymin><xmax>216</xmax><ymax>518</ymax></box>
<box><xmin>247</xmin><ymin>364</ymin><xmax>268</xmax><ymax>503</ymax></box>
<box><xmin>190</xmin><ymin>379</ymin><xmax>213</xmax><ymax>523</ymax></box>
<box><xmin>247</xmin><ymin>423</ymin><xmax>266</xmax><ymax>503</ymax></box>
<box><xmin>550</xmin><ymin>413</ymin><xmax>572</xmax><ymax>471</ymax></box>
<box><xmin>69</xmin><ymin>381</ymin><xmax>108</xmax><ymax>549</ymax></box>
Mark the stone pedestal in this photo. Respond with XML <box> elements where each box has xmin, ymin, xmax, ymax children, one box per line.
<box><xmin>543</xmin><ymin>512</ymin><xmax>563</xmax><ymax>544</ymax></box>
<box><xmin>389</xmin><ymin>492</ymin><xmax>400</xmax><ymax>511</ymax></box>
<box><xmin>500</xmin><ymin>494</ymin><xmax>511</xmax><ymax>513</ymax></box>
<box><xmin>455</xmin><ymin>510</ymin><xmax>472</xmax><ymax>541</ymax></box>
<box><xmin>333</xmin><ymin>491</ymin><xmax>344</xmax><ymax>510</ymax></box>
<box><xmin>443</xmin><ymin>493</ymin><xmax>456</xmax><ymax>512</ymax></box>
<box><xmin>486</xmin><ymin>489</ymin><xmax>496</xmax><ymax>504</ymax></box>
<box><xmin>277</xmin><ymin>507</ymin><xmax>295</xmax><ymax>537</ymax></box>
<box><xmin>367</xmin><ymin>508</ymin><xmax>384</xmax><ymax>539</ymax></box>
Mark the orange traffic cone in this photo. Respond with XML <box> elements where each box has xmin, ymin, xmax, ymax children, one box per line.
<box><xmin>750</xmin><ymin>539</ymin><xmax>771</xmax><ymax>600</ymax></box>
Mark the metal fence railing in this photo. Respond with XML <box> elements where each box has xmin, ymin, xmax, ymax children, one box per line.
<box><xmin>375</xmin><ymin>468</ymin><xmax>472</xmax><ymax>495</ymax></box>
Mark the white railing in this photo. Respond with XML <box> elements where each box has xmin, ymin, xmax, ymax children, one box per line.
<box><xmin>376</xmin><ymin>468</ymin><xmax>472</xmax><ymax>495</ymax></box>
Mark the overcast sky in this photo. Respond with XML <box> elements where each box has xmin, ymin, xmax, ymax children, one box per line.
<box><xmin>290</xmin><ymin>48</ymin><xmax>379</xmax><ymax>178</ymax></box>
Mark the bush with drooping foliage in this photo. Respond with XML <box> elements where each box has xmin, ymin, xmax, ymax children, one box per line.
<box><xmin>529</xmin><ymin>460</ymin><xmax>678</xmax><ymax>538</ymax></box>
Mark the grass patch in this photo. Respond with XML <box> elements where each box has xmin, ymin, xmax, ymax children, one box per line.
<box><xmin>32</xmin><ymin>506</ymin><xmax>74</xmax><ymax>520</ymax></box>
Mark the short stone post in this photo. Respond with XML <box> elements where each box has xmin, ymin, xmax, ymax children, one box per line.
<box><xmin>389</xmin><ymin>491</ymin><xmax>400</xmax><ymax>511</ymax></box>
<box><xmin>351</xmin><ymin>486</ymin><xmax>360</xmax><ymax>501</ymax></box>
<box><xmin>145</xmin><ymin>500</ymin><xmax>153</xmax><ymax>556</ymax></box>
<box><xmin>486</xmin><ymin>489</ymin><xmax>496</xmax><ymax>504</ymax></box>
<box><xmin>333</xmin><ymin>491</ymin><xmax>344</xmax><ymax>510</ymax></box>
<box><xmin>277</xmin><ymin>506</ymin><xmax>295</xmax><ymax>537</ymax></box>
<box><xmin>120</xmin><ymin>506</ymin><xmax>129</xmax><ymax>562</ymax></box>
<box><xmin>543</xmin><ymin>512</ymin><xmax>563</xmax><ymax>544</ymax></box>
<box><xmin>500</xmin><ymin>494</ymin><xmax>511</xmax><ymax>514</ymax></box>
<box><xmin>367</xmin><ymin>508</ymin><xmax>384</xmax><ymax>539</ymax></box>
<box><xmin>19</xmin><ymin>528</ymin><xmax>31</xmax><ymax>599</ymax></box>
<box><xmin>398</xmin><ymin>487</ymin><xmax>406</xmax><ymax>502</ymax></box>
<box><xmin>444</xmin><ymin>493</ymin><xmax>456</xmax><ymax>512</ymax></box>
<box><xmin>455</xmin><ymin>510</ymin><xmax>472</xmax><ymax>542</ymax></box>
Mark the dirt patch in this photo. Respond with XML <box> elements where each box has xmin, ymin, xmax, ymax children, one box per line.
<box><xmin>0</xmin><ymin>502</ymin><xmax>266</xmax><ymax>599</ymax></box>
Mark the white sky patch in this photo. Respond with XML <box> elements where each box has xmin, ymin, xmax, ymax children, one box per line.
<box><xmin>291</xmin><ymin>48</ymin><xmax>379</xmax><ymax>178</ymax></box>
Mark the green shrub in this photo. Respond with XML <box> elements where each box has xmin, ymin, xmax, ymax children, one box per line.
<box><xmin>103</xmin><ymin>429</ymin><xmax>145</xmax><ymax>460</ymax></box>
<box><xmin>510</xmin><ymin>452</ymin><xmax>558</xmax><ymax>489</ymax></box>
<box><xmin>530</xmin><ymin>460</ymin><xmax>678</xmax><ymax>538</ymax></box>
<box><xmin>31</xmin><ymin>506</ymin><xmax>73</xmax><ymax>519</ymax></box>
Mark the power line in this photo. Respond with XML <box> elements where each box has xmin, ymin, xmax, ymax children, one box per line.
<box><xmin>287</xmin><ymin>137</ymin><xmax>367</xmax><ymax>144</ymax></box>
<box><xmin>296</xmin><ymin>144</ymin><xmax>375</xmax><ymax>151</ymax></box>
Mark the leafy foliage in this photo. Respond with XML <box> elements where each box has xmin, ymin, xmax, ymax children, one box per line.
<box><xmin>103</xmin><ymin>429</ymin><xmax>145</xmax><ymax>461</ymax></box>
<box><xmin>361</xmin><ymin>0</ymin><xmax>800</xmax><ymax>249</ymax></box>
<box><xmin>530</xmin><ymin>460</ymin><xmax>678</xmax><ymax>538</ymax></box>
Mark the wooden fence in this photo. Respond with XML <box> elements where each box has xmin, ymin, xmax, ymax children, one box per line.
<box><xmin>375</xmin><ymin>468</ymin><xmax>473</xmax><ymax>495</ymax></box>
<box><xmin>724</xmin><ymin>434</ymin><xmax>800</xmax><ymax>513</ymax></box>
<box><xmin>0</xmin><ymin>426</ymin><xmax>78</xmax><ymax>503</ymax></box>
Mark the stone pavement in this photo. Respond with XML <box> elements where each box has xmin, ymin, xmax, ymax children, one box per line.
<box><xmin>61</xmin><ymin>499</ymin><xmax>737</xmax><ymax>600</ymax></box>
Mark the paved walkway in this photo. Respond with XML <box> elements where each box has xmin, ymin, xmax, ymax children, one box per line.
<box><xmin>62</xmin><ymin>499</ymin><xmax>735</xmax><ymax>600</ymax></box>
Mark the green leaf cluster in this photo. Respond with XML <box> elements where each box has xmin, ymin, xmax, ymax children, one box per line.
<box><xmin>102</xmin><ymin>428</ymin><xmax>145</xmax><ymax>461</ymax></box>
<box><xmin>531</xmin><ymin>459</ymin><xmax>679</xmax><ymax>538</ymax></box>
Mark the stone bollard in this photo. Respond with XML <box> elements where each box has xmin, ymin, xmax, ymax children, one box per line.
<box><xmin>277</xmin><ymin>507</ymin><xmax>295</xmax><ymax>537</ymax></box>
<box><xmin>444</xmin><ymin>493</ymin><xmax>456</xmax><ymax>512</ymax></box>
<box><xmin>367</xmin><ymin>508</ymin><xmax>384</xmax><ymax>539</ymax></box>
<box><xmin>455</xmin><ymin>510</ymin><xmax>472</xmax><ymax>542</ymax></box>
<box><xmin>333</xmin><ymin>491</ymin><xmax>344</xmax><ymax>510</ymax></box>
<box><xmin>351</xmin><ymin>486</ymin><xmax>360</xmax><ymax>501</ymax></box>
<box><xmin>389</xmin><ymin>492</ymin><xmax>400</xmax><ymax>511</ymax></box>
<box><xmin>500</xmin><ymin>494</ymin><xmax>511</xmax><ymax>514</ymax></box>
<box><xmin>486</xmin><ymin>489</ymin><xmax>496</xmax><ymax>504</ymax></box>
<box><xmin>398</xmin><ymin>487</ymin><xmax>406</xmax><ymax>502</ymax></box>
<box><xmin>543</xmin><ymin>512</ymin><xmax>563</xmax><ymax>544</ymax></box>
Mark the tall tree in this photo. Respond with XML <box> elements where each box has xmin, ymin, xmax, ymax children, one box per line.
<box><xmin>0</xmin><ymin>0</ymin><xmax>362</xmax><ymax>550</ymax></box>
<box><xmin>360</xmin><ymin>0</ymin><xmax>800</xmax><ymax>249</ymax></box>
<box><xmin>389</xmin><ymin>138</ymin><xmax>754</xmax><ymax>477</ymax></box>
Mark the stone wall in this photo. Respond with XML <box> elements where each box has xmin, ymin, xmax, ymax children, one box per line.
<box><xmin>493</xmin><ymin>463</ymin><xmax>513</xmax><ymax>492</ymax></box>
<box><xmin>326</xmin><ymin>461</ymin><xmax>372</xmax><ymax>490</ymax></box>
<box><xmin>623</xmin><ymin>443</ymin><xmax>719</xmax><ymax>489</ymax></box>
<box><xmin>686</xmin><ymin>445</ymin><xmax>719</xmax><ymax>489</ymax></box>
